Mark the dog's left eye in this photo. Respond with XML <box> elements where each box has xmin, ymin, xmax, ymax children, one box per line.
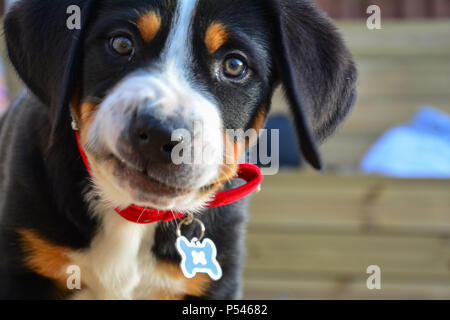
<box><xmin>110</xmin><ymin>36</ymin><xmax>134</xmax><ymax>56</ymax></box>
<box><xmin>223</xmin><ymin>57</ymin><xmax>247</xmax><ymax>79</ymax></box>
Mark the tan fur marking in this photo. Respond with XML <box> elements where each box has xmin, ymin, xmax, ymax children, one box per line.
<box><xmin>137</xmin><ymin>11</ymin><xmax>162</xmax><ymax>43</ymax></box>
<box><xmin>205</xmin><ymin>22</ymin><xmax>230</xmax><ymax>54</ymax></box>
<box><xmin>198</xmin><ymin>134</ymin><xmax>242</xmax><ymax>198</ymax></box>
<box><xmin>206</xmin><ymin>107</ymin><xmax>267</xmax><ymax>194</ymax></box>
<box><xmin>71</xmin><ymin>101</ymin><xmax>99</xmax><ymax>146</ymax></box>
<box><xmin>156</xmin><ymin>261</ymin><xmax>211</xmax><ymax>299</ymax></box>
<box><xmin>251</xmin><ymin>107</ymin><xmax>267</xmax><ymax>133</ymax></box>
<box><xmin>247</xmin><ymin>106</ymin><xmax>267</xmax><ymax>148</ymax></box>
<box><xmin>18</xmin><ymin>229</ymin><xmax>72</xmax><ymax>288</ymax></box>
<box><xmin>222</xmin><ymin>133</ymin><xmax>243</xmax><ymax>176</ymax></box>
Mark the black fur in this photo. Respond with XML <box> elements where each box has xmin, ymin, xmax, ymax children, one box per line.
<box><xmin>0</xmin><ymin>0</ymin><xmax>357</xmax><ymax>299</ymax></box>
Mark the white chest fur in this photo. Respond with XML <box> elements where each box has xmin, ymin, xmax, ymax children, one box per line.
<box><xmin>69</xmin><ymin>203</ymin><xmax>185</xmax><ymax>300</ymax></box>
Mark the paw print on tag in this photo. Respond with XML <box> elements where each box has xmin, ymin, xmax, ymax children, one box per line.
<box><xmin>176</xmin><ymin>236</ymin><xmax>222</xmax><ymax>281</ymax></box>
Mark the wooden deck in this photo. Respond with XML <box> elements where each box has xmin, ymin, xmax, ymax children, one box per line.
<box><xmin>243</xmin><ymin>173</ymin><xmax>450</xmax><ymax>299</ymax></box>
<box><xmin>245</xmin><ymin>21</ymin><xmax>450</xmax><ymax>299</ymax></box>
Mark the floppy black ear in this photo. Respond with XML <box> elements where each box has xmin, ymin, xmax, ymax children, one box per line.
<box><xmin>268</xmin><ymin>0</ymin><xmax>358</xmax><ymax>170</ymax></box>
<box><xmin>4</xmin><ymin>0</ymin><xmax>96</xmax><ymax>139</ymax></box>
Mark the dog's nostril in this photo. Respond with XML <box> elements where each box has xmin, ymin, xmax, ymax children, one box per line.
<box><xmin>138</xmin><ymin>132</ymin><xmax>149</xmax><ymax>141</ymax></box>
<box><xmin>161</xmin><ymin>142</ymin><xmax>177</xmax><ymax>154</ymax></box>
<box><xmin>130</xmin><ymin>114</ymin><xmax>184</xmax><ymax>163</ymax></box>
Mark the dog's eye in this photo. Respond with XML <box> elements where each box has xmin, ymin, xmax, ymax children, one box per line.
<box><xmin>223</xmin><ymin>57</ymin><xmax>247</xmax><ymax>79</ymax></box>
<box><xmin>110</xmin><ymin>37</ymin><xmax>134</xmax><ymax>56</ymax></box>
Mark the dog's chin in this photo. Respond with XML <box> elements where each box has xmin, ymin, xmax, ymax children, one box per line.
<box><xmin>91</xmin><ymin>155</ymin><xmax>214</xmax><ymax>212</ymax></box>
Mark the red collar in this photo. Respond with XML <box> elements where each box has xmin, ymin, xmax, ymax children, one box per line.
<box><xmin>74</xmin><ymin>131</ymin><xmax>263</xmax><ymax>224</ymax></box>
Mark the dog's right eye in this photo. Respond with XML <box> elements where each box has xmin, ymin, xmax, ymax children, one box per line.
<box><xmin>110</xmin><ymin>37</ymin><xmax>134</xmax><ymax>56</ymax></box>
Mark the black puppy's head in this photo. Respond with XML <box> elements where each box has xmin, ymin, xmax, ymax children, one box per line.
<box><xmin>4</xmin><ymin>0</ymin><xmax>357</xmax><ymax>211</ymax></box>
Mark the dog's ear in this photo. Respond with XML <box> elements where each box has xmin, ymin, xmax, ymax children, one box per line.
<box><xmin>4</xmin><ymin>0</ymin><xmax>96</xmax><ymax>139</ymax></box>
<box><xmin>268</xmin><ymin>0</ymin><xmax>358</xmax><ymax>170</ymax></box>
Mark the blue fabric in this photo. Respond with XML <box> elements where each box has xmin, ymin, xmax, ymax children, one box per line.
<box><xmin>361</xmin><ymin>107</ymin><xmax>450</xmax><ymax>179</ymax></box>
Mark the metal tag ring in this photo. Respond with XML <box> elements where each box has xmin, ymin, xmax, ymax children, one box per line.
<box><xmin>176</xmin><ymin>217</ymin><xmax>206</xmax><ymax>242</ymax></box>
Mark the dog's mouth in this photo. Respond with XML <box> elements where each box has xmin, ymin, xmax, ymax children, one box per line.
<box><xmin>80</xmin><ymin>127</ymin><xmax>225</xmax><ymax>209</ymax></box>
<box><xmin>110</xmin><ymin>155</ymin><xmax>195</xmax><ymax>199</ymax></box>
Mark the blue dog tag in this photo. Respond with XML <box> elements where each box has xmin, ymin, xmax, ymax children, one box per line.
<box><xmin>176</xmin><ymin>236</ymin><xmax>222</xmax><ymax>281</ymax></box>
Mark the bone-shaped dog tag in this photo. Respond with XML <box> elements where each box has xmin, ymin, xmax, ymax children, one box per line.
<box><xmin>176</xmin><ymin>236</ymin><xmax>222</xmax><ymax>281</ymax></box>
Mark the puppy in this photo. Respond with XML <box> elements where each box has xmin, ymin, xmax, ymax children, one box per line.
<box><xmin>0</xmin><ymin>0</ymin><xmax>357</xmax><ymax>299</ymax></box>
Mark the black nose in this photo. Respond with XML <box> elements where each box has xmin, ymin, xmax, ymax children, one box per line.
<box><xmin>129</xmin><ymin>113</ymin><xmax>179</xmax><ymax>164</ymax></box>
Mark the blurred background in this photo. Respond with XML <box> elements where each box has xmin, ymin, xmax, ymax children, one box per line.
<box><xmin>1</xmin><ymin>0</ymin><xmax>449</xmax><ymax>299</ymax></box>
<box><xmin>246</xmin><ymin>0</ymin><xmax>450</xmax><ymax>299</ymax></box>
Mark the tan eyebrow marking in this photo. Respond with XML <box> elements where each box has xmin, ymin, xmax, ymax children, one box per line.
<box><xmin>205</xmin><ymin>22</ymin><xmax>230</xmax><ymax>54</ymax></box>
<box><xmin>137</xmin><ymin>11</ymin><xmax>162</xmax><ymax>43</ymax></box>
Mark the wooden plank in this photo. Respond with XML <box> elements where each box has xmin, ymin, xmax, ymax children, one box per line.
<box><xmin>338</xmin><ymin>21</ymin><xmax>450</xmax><ymax>57</ymax></box>
<box><xmin>244</xmin><ymin>275</ymin><xmax>450</xmax><ymax>299</ymax></box>
<box><xmin>328</xmin><ymin>97</ymin><xmax>450</xmax><ymax>134</ymax></box>
<box><xmin>357</xmin><ymin>58</ymin><xmax>450</xmax><ymax>97</ymax></box>
<box><xmin>250</xmin><ymin>172</ymin><xmax>450</xmax><ymax>195</ymax></box>
<box><xmin>331</xmin><ymin>98</ymin><xmax>448</xmax><ymax>131</ymax></box>
<box><xmin>250</xmin><ymin>198</ymin><xmax>450</xmax><ymax>235</ymax></box>
<box><xmin>249</xmin><ymin>174</ymin><xmax>450</xmax><ymax>234</ymax></box>
<box><xmin>315</xmin><ymin>0</ymin><xmax>450</xmax><ymax>19</ymax></box>
<box><xmin>244</xmin><ymin>233</ymin><xmax>450</xmax><ymax>278</ymax></box>
<box><xmin>271</xmin><ymin>95</ymin><xmax>450</xmax><ymax>128</ymax></box>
